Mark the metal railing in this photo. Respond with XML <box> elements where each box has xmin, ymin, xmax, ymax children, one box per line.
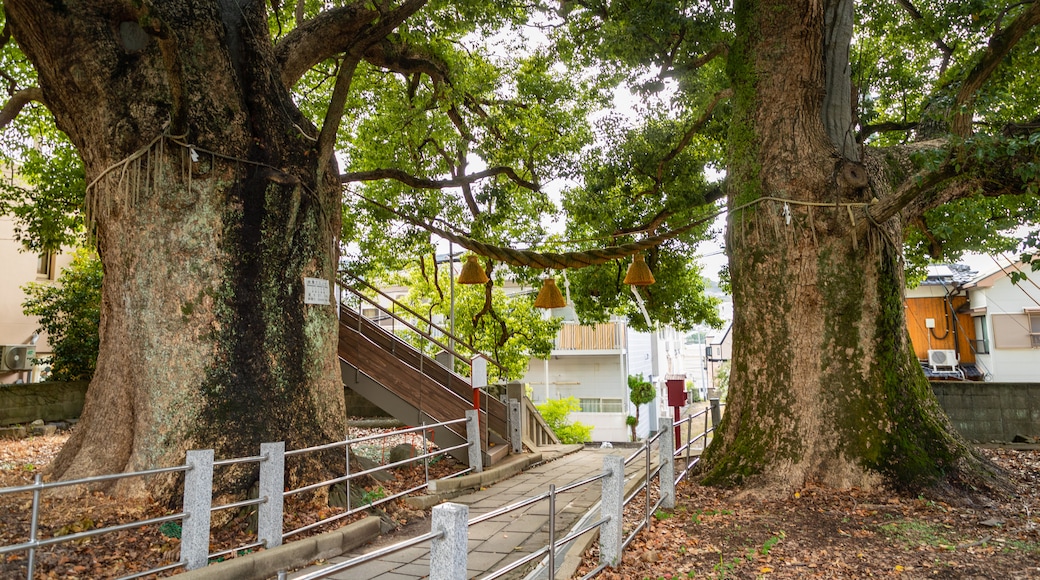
<box><xmin>0</xmin><ymin>414</ymin><xmax>480</xmax><ymax>580</ymax></box>
<box><xmin>674</xmin><ymin>398</ymin><xmax>724</xmax><ymax>485</ymax></box>
<box><xmin>287</xmin><ymin>399</ymin><xmax>725</xmax><ymax>580</ymax></box>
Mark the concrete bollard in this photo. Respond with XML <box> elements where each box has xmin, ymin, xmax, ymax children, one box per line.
<box><xmin>430</xmin><ymin>502</ymin><xmax>469</xmax><ymax>580</ymax></box>
<box><xmin>509</xmin><ymin>399</ymin><xmax>522</xmax><ymax>454</ymax></box>
<box><xmin>259</xmin><ymin>442</ymin><xmax>285</xmax><ymax>549</ymax></box>
<box><xmin>709</xmin><ymin>398</ymin><xmax>721</xmax><ymax>431</ymax></box>
<box><xmin>466</xmin><ymin>409</ymin><xmax>483</xmax><ymax>473</ymax></box>
<box><xmin>659</xmin><ymin>418</ymin><xmax>675</xmax><ymax>509</ymax></box>
<box><xmin>182</xmin><ymin>449</ymin><xmax>214</xmax><ymax>570</ymax></box>
<box><xmin>600</xmin><ymin>455</ymin><xmax>625</xmax><ymax>567</ymax></box>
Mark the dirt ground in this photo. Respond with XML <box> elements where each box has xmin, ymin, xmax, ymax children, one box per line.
<box><xmin>576</xmin><ymin>447</ymin><xmax>1040</xmax><ymax>580</ymax></box>
<box><xmin>1</xmin><ymin>434</ymin><xmax>1038</xmax><ymax>579</ymax></box>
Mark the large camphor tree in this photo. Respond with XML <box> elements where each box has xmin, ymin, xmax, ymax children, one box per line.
<box><xmin>2</xmin><ymin>0</ymin><xmax>1037</xmax><ymax>503</ymax></box>
<box><xmin>535</xmin><ymin>0</ymin><xmax>1040</xmax><ymax>495</ymax></box>
<box><xmin>1</xmin><ymin>0</ymin><xmax>440</xmax><ymax>499</ymax></box>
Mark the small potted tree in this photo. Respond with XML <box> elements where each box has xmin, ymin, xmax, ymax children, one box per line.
<box><xmin>627</xmin><ymin>373</ymin><xmax>655</xmax><ymax>440</ymax></box>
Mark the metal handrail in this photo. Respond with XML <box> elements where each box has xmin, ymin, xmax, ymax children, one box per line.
<box><xmin>339</xmin><ymin>284</ymin><xmax>469</xmax><ymax>367</ymax></box>
<box><xmin>341</xmin><ymin>274</ymin><xmax>507</xmax><ymax>372</ymax></box>
<box><xmin>0</xmin><ymin>464</ymin><xmax>191</xmax><ymax>497</ymax></box>
<box><xmin>288</xmin><ymin>414</ymin><xmax>716</xmax><ymax>580</ymax></box>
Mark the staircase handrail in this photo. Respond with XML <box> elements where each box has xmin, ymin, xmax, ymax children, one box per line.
<box><xmin>336</xmin><ymin>275</ymin><xmax>505</xmax><ymax>373</ymax></box>
<box><xmin>522</xmin><ymin>396</ymin><xmax>561</xmax><ymax>447</ymax></box>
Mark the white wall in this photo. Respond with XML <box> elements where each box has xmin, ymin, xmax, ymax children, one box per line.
<box><xmin>521</xmin><ymin>353</ymin><xmax>630</xmax><ymax>440</ymax></box>
<box><xmin>970</xmin><ymin>267</ymin><xmax>1040</xmax><ymax>382</ymax></box>
<box><xmin>1</xmin><ymin>216</ymin><xmax>74</xmax><ymax>383</ymax></box>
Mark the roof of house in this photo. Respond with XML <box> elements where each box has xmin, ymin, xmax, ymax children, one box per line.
<box><xmin>921</xmin><ymin>263</ymin><xmax>977</xmax><ymax>286</ymax></box>
<box><xmin>963</xmin><ymin>259</ymin><xmax>1031</xmax><ymax>289</ymax></box>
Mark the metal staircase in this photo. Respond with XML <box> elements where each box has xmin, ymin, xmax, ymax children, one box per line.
<box><xmin>337</xmin><ymin>279</ymin><xmax>510</xmax><ymax>467</ymax></box>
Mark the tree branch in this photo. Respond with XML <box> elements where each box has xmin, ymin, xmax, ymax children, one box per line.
<box><xmin>857</xmin><ymin>120</ymin><xmax>918</xmax><ymax>142</ymax></box>
<box><xmin>895</xmin><ymin>0</ymin><xmax>956</xmax><ymax>75</ymax></box>
<box><xmin>659</xmin><ymin>88</ymin><xmax>733</xmax><ymax>170</ymax></box>
<box><xmin>660</xmin><ymin>43</ymin><xmax>730</xmax><ymax>80</ymax></box>
<box><xmin>275</xmin><ymin>0</ymin><xmax>428</xmax><ymax>89</ymax></box>
<box><xmin>0</xmin><ymin>87</ymin><xmax>44</xmax><ymax>129</ymax></box>
<box><xmin>316</xmin><ymin>54</ymin><xmax>361</xmax><ymax>182</ymax></box>
<box><xmin>951</xmin><ymin>1</ymin><xmax>1040</xmax><ymax>136</ymax></box>
<box><xmin>361</xmin><ymin>37</ymin><xmax>451</xmax><ymax>85</ymax></box>
<box><xmin>341</xmin><ymin>166</ymin><xmax>539</xmax><ymax>191</ymax></box>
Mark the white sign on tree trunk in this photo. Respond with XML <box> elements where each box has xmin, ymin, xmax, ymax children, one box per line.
<box><xmin>303</xmin><ymin>277</ymin><xmax>331</xmax><ymax>305</ymax></box>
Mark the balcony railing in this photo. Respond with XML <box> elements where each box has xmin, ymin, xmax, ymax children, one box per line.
<box><xmin>555</xmin><ymin>322</ymin><xmax>626</xmax><ymax>351</ymax></box>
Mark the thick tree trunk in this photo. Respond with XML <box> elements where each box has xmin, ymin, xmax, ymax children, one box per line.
<box><xmin>8</xmin><ymin>1</ymin><xmax>345</xmax><ymax>501</ymax></box>
<box><xmin>698</xmin><ymin>0</ymin><xmax>998</xmax><ymax>496</ymax></box>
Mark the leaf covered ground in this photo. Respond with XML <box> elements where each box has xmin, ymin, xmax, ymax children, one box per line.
<box><xmin>577</xmin><ymin>447</ymin><xmax>1040</xmax><ymax>579</ymax></box>
<box><xmin>0</xmin><ymin>428</ymin><xmax>450</xmax><ymax>578</ymax></box>
<box><xmin>2</xmin><ymin>434</ymin><xmax>1038</xmax><ymax>579</ymax></box>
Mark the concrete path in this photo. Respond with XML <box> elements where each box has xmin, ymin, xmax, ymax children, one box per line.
<box><xmin>287</xmin><ymin>445</ymin><xmax>651</xmax><ymax>580</ymax></box>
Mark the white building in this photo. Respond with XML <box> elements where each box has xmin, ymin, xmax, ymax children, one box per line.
<box><xmin>962</xmin><ymin>261</ymin><xmax>1040</xmax><ymax>382</ymax></box>
<box><xmin>521</xmin><ymin>305</ymin><xmax>689</xmax><ymax>442</ymax></box>
<box><xmin>0</xmin><ymin>214</ymin><xmax>73</xmax><ymax>383</ymax></box>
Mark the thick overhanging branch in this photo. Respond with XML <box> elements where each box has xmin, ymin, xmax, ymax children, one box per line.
<box><xmin>316</xmin><ymin>54</ymin><xmax>361</xmax><ymax>181</ymax></box>
<box><xmin>857</xmin><ymin>121</ymin><xmax>918</xmax><ymax>143</ymax></box>
<box><xmin>0</xmin><ymin>87</ymin><xmax>44</xmax><ymax>129</ymax></box>
<box><xmin>341</xmin><ymin>166</ymin><xmax>539</xmax><ymax>191</ymax></box>
<box><xmin>866</xmin><ymin>133</ymin><xmax>1039</xmax><ymax>229</ymax></box>
<box><xmin>361</xmin><ymin>38</ymin><xmax>451</xmax><ymax>85</ymax></box>
<box><xmin>275</xmin><ymin>0</ymin><xmax>428</xmax><ymax>88</ymax></box>
<box><xmin>866</xmin><ymin>160</ymin><xmax>958</xmax><ymax>226</ymax></box>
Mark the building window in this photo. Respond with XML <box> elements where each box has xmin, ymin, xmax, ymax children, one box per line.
<box><xmin>972</xmin><ymin>316</ymin><xmax>989</xmax><ymax>354</ymax></box>
<box><xmin>992</xmin><ymin>313</ymin><xmax>1036</xmax><ymax>348</ymax></box>
<box><xmin>36</xmin><ymin>251</ymin><xmax>54</xmax><ymax>280</ymax></box>
<box><xmin>361</xmin><ymin>307</ymin><xmax>379</xmax><ymax>319</ymax></box>
<box><xmin>1029</xmin><ymin>311</ymin><xmax>1040</xmax><ymax>348</ymax></box>
<box><xmin>578</xmin><ymin>398</ymin><xmax>624</xmax><ymax>413</ymax></box>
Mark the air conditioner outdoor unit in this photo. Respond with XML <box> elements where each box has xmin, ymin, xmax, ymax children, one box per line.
<box><xmin>0</xmin><ymin>345</ymin><xmax>36</xmax><ymax>372</ymax></box>
<box><xmin>927</xmin><ymin>349</ymin><xmax>958</xmax><ymax>368</ymax></box>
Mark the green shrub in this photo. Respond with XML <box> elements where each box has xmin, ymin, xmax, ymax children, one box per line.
<box><xmin>22</xmin><ymin>249</ymin><xmax>101</xmax><ymax>382</ymax></box>
<box><xmin>535</xmin><ymin>397</ymin><xmax>592</xmax><ymax>444</ymax></box>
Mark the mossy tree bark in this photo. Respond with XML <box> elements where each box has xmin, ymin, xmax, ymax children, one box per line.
<box><xmin>3</xmin><ymin>0</ymin><xmax>389</xmax><ymax>501</ymax></box>
<box><xmin>697</xmin><ymin>0</ymin><xmax>1000</xmax><ymax>495</ymax></box>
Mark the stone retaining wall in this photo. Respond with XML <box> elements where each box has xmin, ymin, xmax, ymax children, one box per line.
<box><xmin>0</xmin><ymin>381</ymin><xmax>89</xmax><ymax>426</ymax></box>
<box><xmin>932</xmin><ymin>381</ymin><xmax>1040</xmax><ymax>442</ymax></box>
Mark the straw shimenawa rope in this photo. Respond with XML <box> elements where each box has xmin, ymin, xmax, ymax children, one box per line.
<box><xmin>358</xmin><ymin>194</ymin><xmax>878</xmax><ymax>270</ymax></box>
<box><xmin>358</xmin><ymin>194</ymin><xmax>715</xmax><ymax>270</ymax></box>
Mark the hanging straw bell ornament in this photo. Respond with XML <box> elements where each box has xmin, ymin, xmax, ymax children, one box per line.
<box><xmin>457</xmin><ymin>255</ymin><xmax>489</xmax><ymax>285</ymax></box>
<box><xmin>534</xmin><ymin>277</ymin><xmax>567</xmax><ymax>309</ymax></box>
<box><xmin>623</xmin><ymin>253</ymin><xmax>656</xmax><ymax>286</ymax></box>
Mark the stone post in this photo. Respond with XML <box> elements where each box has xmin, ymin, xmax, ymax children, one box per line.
<box><xmin>600</xmin><ymin>455</ymin><xmax>625</xmax><ymax>567</ymax></box>
<box><xmin>182</xmin><ymin>449</ymin><xmax>214</xmax><ymax>570</ymax></box>
<box><xmin>430</xmin><ymin>502</ymin><xmax>469</xmax><ymax>580</ymax></box>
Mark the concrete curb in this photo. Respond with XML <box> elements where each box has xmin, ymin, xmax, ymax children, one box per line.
<box><xmin>176</xmin><ymin>515</ymin><xmax>380</xmax><ymax>580</ymax></box>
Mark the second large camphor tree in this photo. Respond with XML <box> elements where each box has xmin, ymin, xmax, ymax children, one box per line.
<box><xmin>556</xmin><ymin>0</ymin><xmax>1039</xmax><ymax>495</ymax></box>
<box><xmin>694</xmin><ymin>0</ymin><xmax>1039</xmax><ymax>492</ymax></box>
